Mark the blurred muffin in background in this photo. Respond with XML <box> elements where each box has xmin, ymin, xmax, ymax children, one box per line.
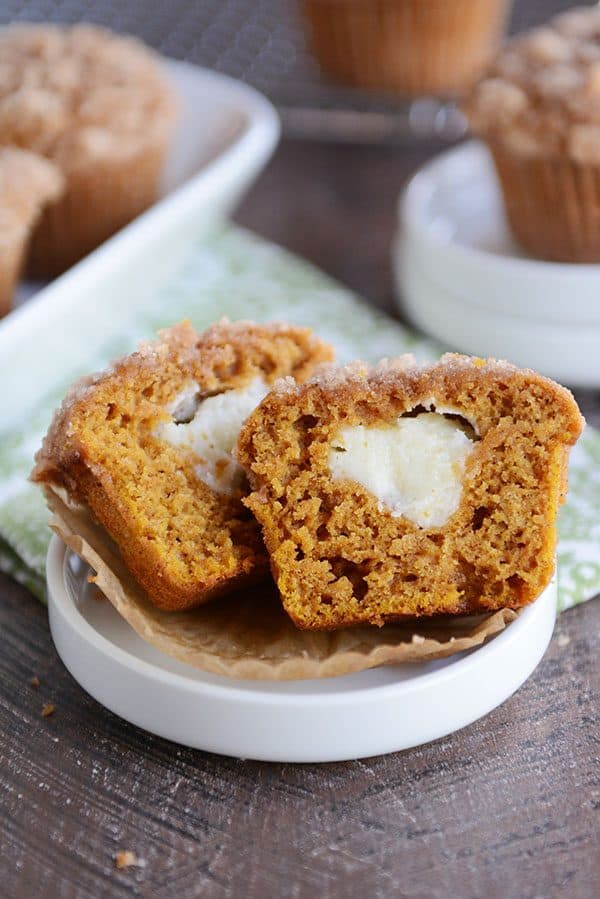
<box><xmin>465</xmin><ymin>6</ymin><xmax>600</xmax><ymax>263</ymax></box>
<box><xmin>0</xmin><ymin>24</ymin><xmax>178</xmax><ymax>276</ymax></box>
<box><xmin>301</xmin><ymin>0</ymin><xmax>512</xmax><ymax>97</ymax></box>
<box><xmin>0</xmin><ymin>147</ymin><xmax>63</xmax><ymax>316</ymax></box>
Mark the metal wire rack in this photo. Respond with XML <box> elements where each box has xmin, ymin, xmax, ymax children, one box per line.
<box><xmin>0</xmin><ymin>0</ymin><xmax>579</xmax><ymax>142</ymax></box>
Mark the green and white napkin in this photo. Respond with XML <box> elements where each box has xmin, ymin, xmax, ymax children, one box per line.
<box><xmin>1</xmin><ymin>226</ymin><xmax>599</xmax><ymax>611</ymax></box>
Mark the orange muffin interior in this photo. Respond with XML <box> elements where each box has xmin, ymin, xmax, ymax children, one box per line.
<box><xmin>237</xmin><ymin>354</ymin><xmax>584</xmax><ymax>630</ymax></box>
<box><xmin>32</xmin><ymin>320</ymin><xmax>333</xmax><ymax>611</ymax></box>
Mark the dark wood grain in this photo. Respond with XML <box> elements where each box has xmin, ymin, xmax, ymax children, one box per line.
<box><xmin>1</xmin><ymin>138</ymin><xmax>599</xmax><ymax>899</ymax></box>
<box><xmin>1</xmin><ymin>572</ymin><xmax>598</xmax><ymax>899</ymax></box>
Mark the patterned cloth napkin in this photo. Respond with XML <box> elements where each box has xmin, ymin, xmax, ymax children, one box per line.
<box><xmin>1</xmin><ymin>226</ymin><xmax>599</xmax><ymax>611</ymax></box>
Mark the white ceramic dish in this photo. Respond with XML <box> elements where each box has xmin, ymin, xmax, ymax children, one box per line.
<box><xmin>0</xmin><ymin>59</ymin><xmax>279</xmax><ymax>429</ymax></box>
<box><xmin>47</xmin><ymin>536</ymin><xmax>557</xmax><ymax>763</ymax></box>
<box><xmin>394</xmin><ymin>141</ymin><xmax>600</xmax><ymax>387</ymax></box>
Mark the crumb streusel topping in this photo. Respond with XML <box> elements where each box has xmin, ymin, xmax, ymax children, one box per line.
<box><xmin>465</xmin><ymin>6</ymin><xmax>600</xmax><ymax>162</ymax></box>
<box><xmin>0</xmin><ymin>24</ymin><xmax>176</xmax><ymax>170</ymax></box>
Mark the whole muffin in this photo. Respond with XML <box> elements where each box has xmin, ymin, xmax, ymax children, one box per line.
<box><xmin>0</xmin><ymin>147</ymin><xmax>63</xmax><ymax>315</ymax></box>
<box><xmin>302</xmin><ymin>0</ymin><xmax>512</xmax><ymax>97</ymax></box>
<box><xmin>0</xmin><ymin>24</ymin><xmax>178</xmax><ymax>276</ymax></box>
<box><xmin>465</xmin><ymin>6</ymin><xmax>600</xmax><ymax>263</ymax></box>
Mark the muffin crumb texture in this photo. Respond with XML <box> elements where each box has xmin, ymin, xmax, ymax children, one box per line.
<box><xmin>238</xmin><ymin>354</ymin><xmax>583</xmax><ymax>630</ymax></box>
<box><xmin>31</xmin><ymin>320</ymin><xmax>333</xmax><ymax>611</ymax></box>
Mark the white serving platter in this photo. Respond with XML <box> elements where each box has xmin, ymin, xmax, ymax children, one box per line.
<box><xmin>47</xmin><ymin>536</ymin><xmax>557</xmax><ymax>763</ymax></box>
<box><xmin>0</xmin><ymin>58</ymin><xmax>279</xmax><ymax>429</ymax></box>
<box><xmin>394</xmin><ymin>141</ymin><xmax>600</xmax><ymax>387</ymax></box>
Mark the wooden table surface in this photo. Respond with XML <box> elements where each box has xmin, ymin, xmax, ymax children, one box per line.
<box><xmin>1</xmin><ymin>139</ymin><xmax>599</xmax><ymax>899</ymax></box>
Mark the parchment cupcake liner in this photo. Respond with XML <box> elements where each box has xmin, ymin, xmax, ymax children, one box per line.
<box><xmin>29</xmin><ymin>139</ymin><xmax>170</xmax><ymax>277</ymax></box>
<box><xmin>491</xmin><ymin>143</ymin><xmax>600</xmax><ymax>263</ymax></box>
<box><xmin>45</xmin><ymin>487</ymin><xmax>518</xmax><ymax>682</ymax></box>
<box><xmin>302</xmin><ymin>0</ymin><xmax>511</xmax><ymax>96</ymax></box>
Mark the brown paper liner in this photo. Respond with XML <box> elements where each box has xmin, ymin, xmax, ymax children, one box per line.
<box><xmin>0</xmin><ymin>228</ymin><xmax>27</xmax><ymax>318</ymax></box>
<box><xmin>28</xmin><ymin>137</ymin><xmax>170</xmax><ymax>277</ymax></box>
<box><xmin>301</xmin><ymin>0</ymin><xmax>511</xmax><ymax>97</ymax></box>
<box><xmin>490</xmin><ymin>143</ymin><xmax>600</xmax><ymax>263</ymax></box>
<box><xmin>45</xmin><ymin>488</ymin><xmax>518</xmax><ymax>681</ymax></box>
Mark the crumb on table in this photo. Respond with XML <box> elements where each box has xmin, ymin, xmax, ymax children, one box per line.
<box><xmin>114</xmin><ymin>850</ymin><xmax>145</xmax><ymax>870</ymax></box>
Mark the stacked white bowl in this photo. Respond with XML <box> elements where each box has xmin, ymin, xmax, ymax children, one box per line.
<box><xmin>394</xmin><ymin>141</ymin><xmax>600</xmax><ymax>387</ymax></box>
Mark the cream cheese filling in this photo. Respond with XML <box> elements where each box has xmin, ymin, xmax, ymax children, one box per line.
<box><xmin>328</xmin><ymin>412</ymin><xmax>476</xmax><ymax>528</ymax></box>
<box><xmin>156</xmin><ymin>378</ymin><xmax>268</xmax><ymax>495</ymax></box>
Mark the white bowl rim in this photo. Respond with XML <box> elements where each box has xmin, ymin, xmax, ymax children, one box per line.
<box><xmin>47</xmin><ymin>534</ymin><xmax>557</xmax><ymax>708</ymax></box>
<box><xmin>400</xmin><ymin>139</ymin><xmax>600</xmax><ymax>279</ymax></box>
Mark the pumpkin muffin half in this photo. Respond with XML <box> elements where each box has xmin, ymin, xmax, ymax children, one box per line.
<box><xmin>32</xmin><ymin>320</ymin><xmax>334</xmax><ymax>611</ymax></box>
<box><xmin>237</xmin><ymin>354</ymin><xmax>583</xmax><ymax>630</ymax></box>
